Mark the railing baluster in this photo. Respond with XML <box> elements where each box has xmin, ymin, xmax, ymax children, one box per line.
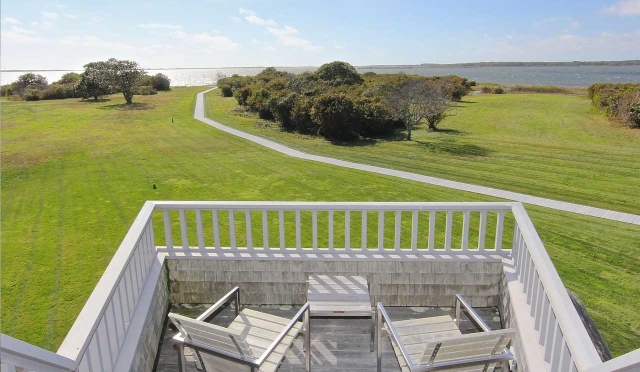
<box><xmin>345</xmin><ymin>211</ymin><xmax>351</xmax><ymax>250</ymax></box>
<box><xmin>295</xmin><ymin>210</ymin><xmax>301</xmax><ymax>249</ymax></box>
<box><xmin>312</xmin><ymin>210</ymin><xmax>318</xmax><ymax>250</ymax></box>
<box><xmin>428</xmin><ymin>211</ymin><xmax>435</xmax><ymax>251</ymax></box>
<box><xmin>178</xmin><ymin>210</ymin><xmax>188</xmax><ymax>249</ymax></box>
<box><xmin>411</xmin><ymin>211</ymin><xmax>418</xmax><ymax>252</ymax></box>
<box><xmin>245</xmin><ymin>210</ymin><xmax>253</xmax><ymax>250</ymax></box>
<box><xmin>478</xmin><ymin>211</ymin><xmax>487</xmax><ymax>251</ymax></box>
<box><xmin>535</xmin><ymin>280</ymin><xmax>545</xmax><ymax>330</ymax></box>
<box><xmin>361</xmin><ymin>211</ymin><xmax>368</xmax><ymax>250</ymax></box>
<box><xmin>378</xmin><ymin>211</ymin><xmax>384</xmax><ymax>251</ymax></box>
<box><xmin>195</xmin><ymin>210</ymin><xmax>204</xmax><ymax>250</ymax></box>
<box><xmin>544</xmin><ymin>311</ymin><xmax>557</xmax><ymax>362</ymax></box>
<box><xmin>162</xmin><ymin>210</ymin><xmax>173</xmax><ymax>250</ymax></box>
<box><xmin>495</xmin><ymin>210</ymin><xmax>505</xmax><ymax>250</ymax></box>
<box><xmin>328</xmin><ymin>210</ymin><xmax>334</xmax><ymax>251</ymax></box>
<box><xmin>445</xmin><ymin>211</ymin><xmax>453</xmax><ymax>251</ymax></box>
<box><xmin>539</xmin><ymin>294</ymin><xmax>550</xmax><ymax>345</ymax></box>
<box><xmin>394</xmin><ymin>211</ymin><xmax>401</xmax><ymax>251</ymax></box>
<box><xmin>262</xmin><ymin>210</ymin><xmax>269</xmax><ymax>250</ymax></box>
<box><xmin>229</xmin><ymin>210</ymin><xmax>236</xmax><ymax>250</ymax></box>
<box><xmin>279</xmin><ymin>210</ymin><xmax>285</xmax><ymax>249</ymax></box>
<box><xmin>461</xmin><ymin>211</ymin><xmax>470</xmax><ymax>251</ymax></box>
<box><xmin>212</xmin><ymin>210</ymin><xmax>220</xmax><ymax>250</ymax></box>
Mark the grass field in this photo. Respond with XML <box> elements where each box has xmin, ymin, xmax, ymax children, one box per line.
<box><xmin>1</xmin><ymin>88</ymin><xmax>638</xmax><ymax>356</ymax></box>
<box><xmin>205</xmin><ymin>92</ymin><xmax>640</xmax><ymax>214</ymax></box>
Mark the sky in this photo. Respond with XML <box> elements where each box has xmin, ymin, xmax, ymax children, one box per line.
<box><xmin>1</xmin><ymin>0</ymin><xmax>639</xmax><ymax>70</ymax></box>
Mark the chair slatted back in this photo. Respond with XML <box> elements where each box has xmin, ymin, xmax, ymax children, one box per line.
<box><xmin>168</xmin><ymin>313</ymin><xmax>254</xmax><ymax>359</ymax></box>
<box><xmin>419</xmin><ymin>328</ymin><xmax>515</xmax><ymax>366</ymax></box>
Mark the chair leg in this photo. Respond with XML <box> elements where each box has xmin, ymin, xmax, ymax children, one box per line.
<box><xmin>175</xmin><ymin>343</ymin><xmax>186</xmax><ymax>372</ymax></box>
<box><xmin>305</xmin><ymin>308</ymin><xmax>311</xmax><ymax>372</ymax></box>
<box><xmin>370</xmin><ymin>311</ymin><xmax>375</xmax><ymax>352</ymax></box>
<box><xmin>376</xmin><ymin>309</ymin><xmax>382</xmax><ymax>372</ymax></box>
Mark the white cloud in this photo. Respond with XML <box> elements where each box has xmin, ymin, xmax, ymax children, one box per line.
<box><xmin>30</xmin><ymin>21</ymin><xmax>55</xmax><ymax>28</ymax></box>
<box><xmin>239</xmin><ymin>8</ymin><xmax>255</xmax><ymax>15</ymax></box>
<box><xmin>245</xmin><ymin>14</ymin><xmax>277</xmax><ymax>26</ymax></box>
<box><xmin>10</xmin><ymin>26</ymin><xmax>35</xmax><ymax>34</ymax></box>
<box><xmin>332</xmin><ymin>40</ymin><xmax>345</xmax><ymax>49</ymax></box>
<box><xmin>2</xmin><ymin>17</ymin><xmax>21</xmax><ymax>24</ymax></box>
<box><xmin>43</xmin><ymin>12</ymin><xmax>59</xmax><ymax>20</ymax></box>
<box><xmin>0</xmin><ymin>30</ymin><xmax>43</xmax><ymax>43</ymax></box>
<box><xmin>63</xmin><ymin>14</ymin><xmax>76</xmax><ymax>19</ymax></box>
<box><xmin>267</xmin><ymin>25</ymin><xmax>322</xmax><ymax>52</ymax></box>
<box><xmin>60</xmin><ymin>36</ymin><xmax>134</xmax><ymax>49</ymax></box>
<box><xmin>138</xmin><ymin>23</ymin><xmax>183</xmax><ymax>29</ymax></box>
<box><xmin>605</xmin><ymin>0</ymin><xmax>640</xmax><ymax>15</ymax></box>
<box><xmin>90</xmin><ymin>17</ymin><xmax>102</xmax><ymax>23</ymax></box>
<box><xmin>172</xmin><ymin>30</ymin><xmax>239</xmax><ymax>50</ymax></box>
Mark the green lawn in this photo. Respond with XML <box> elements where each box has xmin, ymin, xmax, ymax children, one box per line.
<box><xmin>1</xmin><ymin>88</ymin><xmax>638</xmax><ymax>356</ymax></box>
<box><xmin>204</xmin><ymin>92</ymin><xmax>640</xmax><ymax>214</ymax></box>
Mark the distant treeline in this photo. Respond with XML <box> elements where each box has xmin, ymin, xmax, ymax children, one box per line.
<box><xmin>588</xmin><ymin>83</ymin><xmax>640</xmax><ymax>128</ymax></box>
<box><xmin>1</xmin><ymin>59</ymin><xmax>170</xmax><ymax>103</ymax></box>
<box><xmin>417</xmin><ymin>60</ymin><xmax>640</xmax><ymax>68</ymax></box>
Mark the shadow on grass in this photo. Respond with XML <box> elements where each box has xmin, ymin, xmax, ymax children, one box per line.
<box><xmin>330</xmin><ymin>130</ymin><xmax>408</xmax><ymax>147</ymax></box>
<box><xmin>79</xmin><ymin>98</ymin><xmax>111</xmax><ymax>103</ymax></box>
<box><xmin>98</xmin><ymin>102</ymin><xmax>152</xmax><ymax>111</ymax></box>
<box><xmin>415</xmin><ymin>137</ymin><xmax>491</xmax><ymax>157</ymax></box>
<box><xmin>457</xmin><ymin>100</ymin><xmax>478</xmax><ymax>104</ymax></box>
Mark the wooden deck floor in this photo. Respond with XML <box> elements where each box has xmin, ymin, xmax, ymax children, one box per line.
<box><xmin>154</xmin><ymin>304</ymin><xmax>502</xmax><ymax>372</ymax></box>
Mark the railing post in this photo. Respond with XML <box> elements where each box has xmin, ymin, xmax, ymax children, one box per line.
<box><xmin>304</xmin><ymin>307</ymin><xmax>311</xmax><ymax>372</ymax></box>
<box><xmin>455</xmin><ymin>297</ymin><xmax>461</xmax><ymax>329</ymax></box>
<box><xmin>376</xmin><ymin>305</ymin><xmax>382</xmax><ymax>372</ymax></box>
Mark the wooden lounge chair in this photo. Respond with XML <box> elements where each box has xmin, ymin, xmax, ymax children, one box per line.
<box><xmin>169</xmin><ymin>287</ymin><xmax>311</xmax><ymax>372</ymax></box>
<box><xmin>376</xmin><ymin>294</ymin><xmax>515</xmax><ymax>372</ymax></box>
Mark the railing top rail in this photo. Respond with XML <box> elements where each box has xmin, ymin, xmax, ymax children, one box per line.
<box><xmin>56</xmin><ymin>201</ymin><xmax>156</xmax><ymax>362</ymax></box>
<box><xmin>1</xmin><ymin>334</ymin><xmax>77</xmax><ymax>371</ymax></box>
<box><xmin>511</xmin><ymin>203</ymin><xmax>601</xmax><ymax>370</ymax></box>
<box><xmin>151</xmin><ymin>201</ymin><xmax>515</xmax><ymax>211</ymax></box>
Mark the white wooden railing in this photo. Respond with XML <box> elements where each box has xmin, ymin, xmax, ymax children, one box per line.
<box><xmin>2</xmin><ymin>201</ymin><xmax>638</xmax><ymax>372</ymax></box>
<box><xmin>153</xmin><ymin>201</ymin><xmax>514</xmax><ymax>255</ymax></box>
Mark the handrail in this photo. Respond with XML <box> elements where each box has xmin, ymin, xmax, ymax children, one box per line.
<box><xmin>256</xmin><ymin>302</ymin><xmax>310</xmax><ymax>371</ymax></box>
<box><xmin>152</xmin><ymin>200</ymin><xmax>515</xmax><ymax>211</ymax></box>
<box><xmin>377</xmin><ymin>302</ymin><xmax>417</xmax><ymax>371</ymax></box>
<box><xmin>1</xmin><ymin>334</ymin><xmax>77</xmax><ymax>372</ymax></box>
<box><xmin>454</xmin><ymin>294</ymin><xmax>491</xmax><ymax>332</ymax></box>
<box><xmin>511</xmin><ymin>203</ymin><xmax>601</xmax><ymax>370</ymax></box>
<box><xmin>195</xmin><ymin>286</ymin><xmax>240</xmax><ymax>321</ymax></box>
<box><xmin>57</xmin><ymin>201</ymin><xmax>156</xmax><ymax>361</ymax></box>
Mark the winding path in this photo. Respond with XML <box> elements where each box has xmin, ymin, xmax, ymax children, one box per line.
<box><xmin>194</xmin><ymin>88</ymin><xmax>640</xmax><ymax>226</ymax></box>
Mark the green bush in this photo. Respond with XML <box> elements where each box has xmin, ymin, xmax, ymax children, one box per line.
<box><xmin>234</xmin><ymin>86</ymin><xmax>252</xmax><ymax>105</ymax></box>
<box><xmin>314</xmin><ymin>61</ymin><xmax>364</xmax><ymax>87</ymax></box>
<box><xmin>311</xmin><ymin>93</ymin><xmax>360</xmax><ymax>140</ymax></box>
<box><xmin>268</xmin><ymin>92</ymin><xmax>299</xmax><ymax>131</ymax></box>
<box><xmin>588</xmin><ymin>83</ymin><xmax>640</xmax><ymax>128</ymax></box>
<box><xmin>54</xmin><ymin>72</ymin><xmax>82</xmax><ymax>85</ymax></box>
<box><xmin>151</xmin><ymin>73</ymin><xmax>171</xmax><ymax>91</ymax></box>
<box><xmin>136</xmin><ymin>86</ymin><xmax>158</xmax><ymax>95</ymax></box>
<box><xmin>493</xmin><ymin>86</ymin><xmax>505</xmax><ymax>94</ymax></box>
<box><xmin>290</xmin><ymin>96</ymin><xmax>318</xmax><ymax>135</ymax></box>
<box><xmin>220</xmin><ymin>85</ymin><xmax>233</xmax><ymax>97</ymax></box>
<box><xmin>1</xmin><ymin>84</ymin><xmax>13</xmax><ymax>97</ymax></box>
<box><xmin>354</xmin><ymin>96</ymin><xmax>395</xmax><ymax>137</ymax></box>
<box><xmin>40</xmin><ymin>83</ymin><xmax>77</xmax><ymax>100</ymax></box>
<box><xmin>24</xmin><ymin>88</ymin><xmax>41</xmax><ymax>101</ymax></box>
<box><xmin>480</xmin><ymin>86</ymin><xmax>493</xmax><ymax>93</ymax></box>
<box><xmin>247</xmin><ymin>88</ymin><xmax>273</xmax><ymax>119</ymax></box>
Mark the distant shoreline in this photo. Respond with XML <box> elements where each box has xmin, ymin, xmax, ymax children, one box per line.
<box><xmin>3</xmin><ymin>60</ymin><xmax>640</xmax><ymax>72</ymax></box>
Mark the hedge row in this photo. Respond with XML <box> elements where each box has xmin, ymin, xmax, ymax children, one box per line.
<box><xmin>588</xmin><ymin>83</ymin><xmax>640</xmax><ymax>128</ymax></box>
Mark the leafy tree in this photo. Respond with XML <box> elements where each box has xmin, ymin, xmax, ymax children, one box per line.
<box><xmin>314</xmin><ymin>61</ymin><xmax>364</xmax><ymax>86</ymax></box>
<box><xmin>12</xmin><ymin>73</ymin><xmax>48</xmax><ymax>97</ymax></box>
<box><xmin>150</xmin><ymin>73</ymin><xmax>171</xmax><ymax>91</ymax></box>
<box><xmin>311</xmin><ymin>93</ymin><xmax>360</xmax><ymax>140</ymax></box>
<box><xmin>109</xmin><ymin>59</ymin><xmax>146</xmax><ymax>104</ymax></box>
<box><xmin>77</xmin><ymin>61</ymin><xmax>113</xmax><ymax>100</ymax></box>
<box><xmin>54</xmin><ymin>72</ymin><xmax>82</xmax><ymax>85</ymax></box>
<box><xmin>385</xmin><ymin>78</ymin><xmax>452</xmax><ymax>139</ymax></box>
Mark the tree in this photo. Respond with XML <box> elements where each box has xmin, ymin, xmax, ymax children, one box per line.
<box><xmin>150</xmin><ymin>73</ymin><xmax>171</xmax><ymax>91</ymax></box>
<box><xmin>314</xmin><ymin>61</ymin><xmax>364</xmax><ymax>86</ymax></box>
<box><xmin>385</xmin><ymin>78</ymin><xmax>452</xmax><ymax>140</ymax></box>
<box><xmin>77</xmin><ymin>61</ymin><xmax>113</xmax><ymax>100</ymax></box>
<box><xmin>311</xmin><ymin>93</ymin><xmax>360</xmax><ymax>140</ymax></box>
<box><xmin>12</xmin><ymin>73</ymin><xmax>48</xmax><ymax>97</ymax></box>
<box><xmin>54</xmin><ymin>72</ymin><xmax>82</xmax><ymax>85</ymax></box>
<box><xmin>109</xmin><ymin>59</ymin><xmax>146</xmax><ymax>104</ymax></box>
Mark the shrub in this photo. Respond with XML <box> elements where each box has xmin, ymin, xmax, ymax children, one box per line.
<box><xmin>246</xmin><ymin>88</ymin><xmax>273</xmax><ymax>119</ymax></box>
<box><xmin>234</xmin><ymin>86</ymin><xmax>252</xmax><ymax>105</ymax></box>
<box><xmin>268</xmin><ymin>92</ymin><xmax>299</xmax><ymax>131</ymax></box>
<box><xmin>354</xmin><ymin>96</ymin><xmax>395</xmax><ymax>137</ymax></box>
<box><xmin>151</xmin><ymin>73</ymin><xmax>171</xmax><ymax>91</ymax></box>
<box><xmin>588</xmin><ymin>83</ymin><xmax>640</xmax><ymax>128</ymax></box>
<box><xmin>480</xmin><ymin>86</ymin><xmax>493</xmax><ymax>93</ymax></box>
<box><xmin>314</xmin><ymin>61</ymin><xmax>364</xmax><ymax>86</ymax></box>
<box><xmin>1</xmin><ymin>84</ymin><xmax>13</xmax><ymax>97</ymax></box>
<box><xmin>290</xmin><ymin>96</ymin><xmax>318</xmax><ymax>135</ymax></box>
<box><xmin>219</xmin><ymin>85</ymin><xmax>233</xmax><ymax>97</ymax></box>
<box><xmin>23</xmin><ymin>88</ymin><xmax>41</xmax><ymax>101</ymax></box>
<box><xmin>40</xmin><ymin>83</ymin><xmax>77</xmax><ymax>100</ymax></box>
<box><xmin>508</xmin><ymin>85</ymin><xmax>570</xmax><ymax>94</ymax></box>
<box><xmin>136</xmin><ymin>85</ymin><xmax>158</xmax><ymax>95</ymax></box>
<box><xmin>493</xmin><ymin>86</ymin><xmax>505</xmax><ymax>94</ymax></box>
<box><xmin>54</xmin><ymin>72</ymin><xmax>82</xmax><ymax>85</ymax></box>
<box><xmin>311</xmin><ymin>93</ymin><xmax>360</xmax><ymax>140</ymax></box>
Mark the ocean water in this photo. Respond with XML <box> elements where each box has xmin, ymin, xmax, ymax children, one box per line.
<box><xmin>2</xmin><ymin>65</ymin><xmax>640</xmax><ymax>87</ymax></box>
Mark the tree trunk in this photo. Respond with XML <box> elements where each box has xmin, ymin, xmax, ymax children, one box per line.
<box><xmin>428</xmin><ymin>121</ymin><xmax>437</xmax><ymax>131</ymax></box>
<box><xmin>123</xmin><ymin>92</ymin><xmax>133</xmax><ymax>104</ymax></box>
<box><xmin>406</xmin><ymin>127</ymin><xmax>412</xmax><ymax>141</ymax></box>
<box><xmin>94</xmin><ymin>95</ymin><xmax>98</xmax><ymax>101</ymax></box>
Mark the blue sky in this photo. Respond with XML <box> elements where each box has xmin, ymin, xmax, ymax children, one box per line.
<box><xmin>1</xmin><ymin>0</ymin><xmax>639</xmax><ymax>70</ymax></box>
